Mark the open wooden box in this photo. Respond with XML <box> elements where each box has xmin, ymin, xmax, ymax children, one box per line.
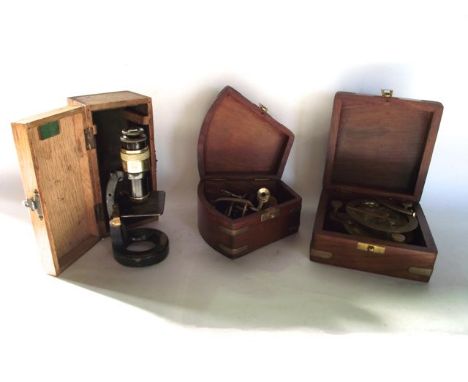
<box><xmin>310</xmin><ymin>91</ymin><xmax>443</xmax><ymax>282</ymax></box>
<box><xmin>12</xmin><ymin>91</ymin><xmax>158</xmax><ymax>276</ymax></box>
<box><xmin>197</xmin><ymin>86</ymin><xmax>302</xmax><ymax>258</ymax></box>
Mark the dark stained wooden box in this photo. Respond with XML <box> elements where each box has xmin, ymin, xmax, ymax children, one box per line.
<box><xmin>197</xmin><ymin>86</ymin><xmax>302</xmax><ymax>258</ymax></box>
<box><xmin>12</xmin><ymin>91</ymin><xmax>158</xmax><ymax>276</ymax></box>
<box><xmin>310</xmin><ymin>91</ymin><xmax>443</xmax><ymax>282</ymax></box>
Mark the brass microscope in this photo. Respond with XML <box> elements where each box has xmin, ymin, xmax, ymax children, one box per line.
<box><xmin>106</xmin><ymin>128</ymin><xmax>169</xmax><ymax>266</ymax></box>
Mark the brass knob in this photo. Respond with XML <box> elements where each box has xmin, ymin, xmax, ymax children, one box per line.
<box><xmin>257</xmin><ymin>188</ymin><xmax>271</xmax><ymax>210</ymax></box>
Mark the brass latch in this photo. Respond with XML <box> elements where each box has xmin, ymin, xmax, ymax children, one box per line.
<box><xmin>259</xmin><ymin>103</ymin><xmax>268</xmax><ymax>114</ymax></box>
<box><xmin>23</xmin><ymin>190</ymin><xmax>43</xmax><ymax>220</ymax></box>
<box><xmin>381</xmin><ymin>89</ymin><xmax>393</xmax><ymax>98</ymax></box>
<box><xmin>357</xmin><ymin>242</ymin><xmax>385</xmax><ymax>255</ymax></box>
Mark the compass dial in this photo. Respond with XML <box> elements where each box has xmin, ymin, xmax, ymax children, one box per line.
<box><xmin>346</xmin><ymin>199</ymin><xmax>418</xmax><ymax>233</ymax></box>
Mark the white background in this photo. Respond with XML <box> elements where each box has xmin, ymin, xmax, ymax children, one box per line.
<box><xmin>0</xmin><ymin>1</ymin><xmax>467</xmax><ymax>381</ymax></box>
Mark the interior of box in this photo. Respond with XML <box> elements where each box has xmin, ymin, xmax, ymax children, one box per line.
<box><xmin>202</xmin><ymin>178</ymin><xmax>296</xmax><ymax>220</ymax></box>
<box><xmin>92</xmin><ymin>103</ymin><xmax>153</xmax><ymax>224</ymax></box>
<box><xmin>198</xmin><ymin>86</ymin><xmax>294</xmax><ymax>179</ymax></box>
<box><xmin>330</xmin><ymin>100</ymin><xmax>435</xmax><ymax>195</ymax></box>
<box><xmin>320</xmin><ymin>190</ymin><xmax>428</xmax><ymax>247</ymax></box>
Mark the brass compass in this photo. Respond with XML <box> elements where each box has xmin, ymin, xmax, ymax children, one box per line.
<box><xmin>329</xmin><ymin>198</ymin><xmax>419</xmax><ymax>243</ymax></box>
<box><xmin>346</xmin><ymin>199</ymin><xmax>418</xmax><ymax>233</ymax></box>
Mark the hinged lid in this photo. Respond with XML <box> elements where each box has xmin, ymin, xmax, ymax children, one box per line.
<box><xmin>12</xmin><ymin>105</ymin><xmax>100</xmax><ymax>275</ymax></box>
<box><xmin>68</xmin><ymin>90</ymin><xmax>150</xmax><ymax>111</ymax></box>
<box><xmin>198</xmin><ymin>86</ymin><xmax>294</xmax><ymax>179</ymax></box>
<box><xmin>323</xmin><ymin>91</ymin><xmax>443</xmax><ymax>201</ymax></box>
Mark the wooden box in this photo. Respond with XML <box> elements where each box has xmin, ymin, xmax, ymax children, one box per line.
<box><xmin>197</xmin><ymin>86</ymin><xmax>302</xmax><ymax>258</ymax></box>
<box><xmin>310</xmin><ymin>91</ymin><xmax>443</xmax><ymax>282</ymax></box>
<box><xmin>12</xmin><ymin>91</ymin><xmax>158</xmax><ymax>276</ymax></box>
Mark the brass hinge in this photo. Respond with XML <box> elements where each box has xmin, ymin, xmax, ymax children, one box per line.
<box><xmin>408</xmin><ymin>266</ymin><xmax>433</xmax><ymax>277</ymax></box>
<box><xmin>259</xmin><ymin>103</ymin><xmax>268</xmax><ymax>114</ymax></box>
<box><xmin>23</xmin><ymin>190</ymin><xmax>43</xmax><ymax>220</ymax></box>
<box><xmin>218</xmin><ymin>226</ymin><xmax>249</xmax><ymax>237</ymax></box>
<box><xmin>310</xmin><ymin>249</ymin><xmax>333</xmax><ymax>259</ymax></box>
<box><xmin>84</xmin><ymin>127</ymin><xmax>96</xmax><ymax>150</ymax></box>
<box><xmin>94</xmin><ymin>203</ymin><xmax>105</xmax><ymax>222</ymax></box>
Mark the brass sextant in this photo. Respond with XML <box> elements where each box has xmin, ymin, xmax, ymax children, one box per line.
<box><xmin>329</xmin><ymin>198</ymin><xmax>419</xmax><ymax>243</ymax></box>
<box><xmin>213</xmin><ymin>187</ymin><xmax>278</xmax><ymax>219</ymax></box>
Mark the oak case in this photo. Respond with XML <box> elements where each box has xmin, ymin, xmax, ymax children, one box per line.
<box><xmin>310</xmin><ymin>91</ymin><xmax>443</xmax><ymax>282</ymax></box>
<box><xmin>197</xmin><ymin>86</ymin><xmax>302</xmax><ymax>258</ymax></box>
<box><xmin>12</xmin><ymin>91</ymin><xmax>158</xmax><ymax>276</ymax></box>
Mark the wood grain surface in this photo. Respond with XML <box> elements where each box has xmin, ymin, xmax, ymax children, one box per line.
<box><xmin>311</xmin><ymin>91</ymin><xmax>443</xmax><ymax>281</ymax></box>
<box><xmin>68</xmin><ymin>91</ymin><xmax>149</xmax><ymax>111</ymax></box>
<box><xmin>197</xmin><ymin>86</ymin><xmax>301</xmax><ymax>257</ymax></box>
<box><xmin>323</xmin><ymin>92</ymin><xmax>443</xmax><ymax>201</ymax></box>
<box><xmin>198</xmin><ymin>86</ymin><xmax>294</xmax><ymax>179</ymax></box>
<box><xmin>13</xmin><ymin>91</ymin><xmax>159</xmax><ymax>275</ymax></box>
<box><xmin>12</xmin><ymin>106</ymin><xmax>99</xmax><ymax>275</ymax></box>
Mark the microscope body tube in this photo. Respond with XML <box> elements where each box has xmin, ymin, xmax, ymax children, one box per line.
<box><xmin>120</xmin><ymin>128</ymin><xmax>150</xmax><ymax>201</ymax></box>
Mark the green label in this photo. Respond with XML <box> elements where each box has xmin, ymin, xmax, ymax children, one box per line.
<box><xmin>38</xmin><ymin>121</ymin><xmax>60</xmax><ymax>140</ymax></box>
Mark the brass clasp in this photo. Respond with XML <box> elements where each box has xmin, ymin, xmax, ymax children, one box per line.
<box><xmin>357</xmin><ymin>242</ymin><xmax>385</xmax><ymax>255</ymax></box>
<box><xmin>381</xmin><ymin>89</ymin><xmax>393</xmax><ymax>98</ymax></box>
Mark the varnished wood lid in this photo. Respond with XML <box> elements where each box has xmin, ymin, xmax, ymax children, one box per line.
<box><xmin>68</xmin><ymin>90</ymin><xmax>150</xmax><ymax>111</ymax></box>
<box><xmin>323</xmin><ymin>91</ymin><xmax>443</xmax><ymax>201</ymax></box>
<box><xmin>12</xmin><ymin>105</ymin><xmax>100</xmax><ymax>275</ymax></box>
<box><xmin>198</xmin><ymin>86</ymin><xmax>294</xmax><ymax>179</ymax></box>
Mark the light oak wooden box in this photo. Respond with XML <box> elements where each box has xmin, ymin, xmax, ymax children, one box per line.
<box><xmin>310</xmin><ymin>91</ymin><xmax>443</xmax><ymax>282</ymax></box>
<box><xmin>197</xmin><ymin>86</ymin><xmax>302</xmax><ymax>258</ymax></box>
<box><xmin>12</xmin><ymin>91</ymin><xmax>158</xmax><ymax>276</ymax></box>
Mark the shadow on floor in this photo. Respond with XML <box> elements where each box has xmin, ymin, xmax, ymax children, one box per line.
<box><xmin>61</xmin><ymin>201</ymin><xmax>435</xmax><ymax>332</ymax></box>
<box><xmin>8</xmin><ymin>82</ymin><xmax>467</xmax><ymax>333</ymax></box>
